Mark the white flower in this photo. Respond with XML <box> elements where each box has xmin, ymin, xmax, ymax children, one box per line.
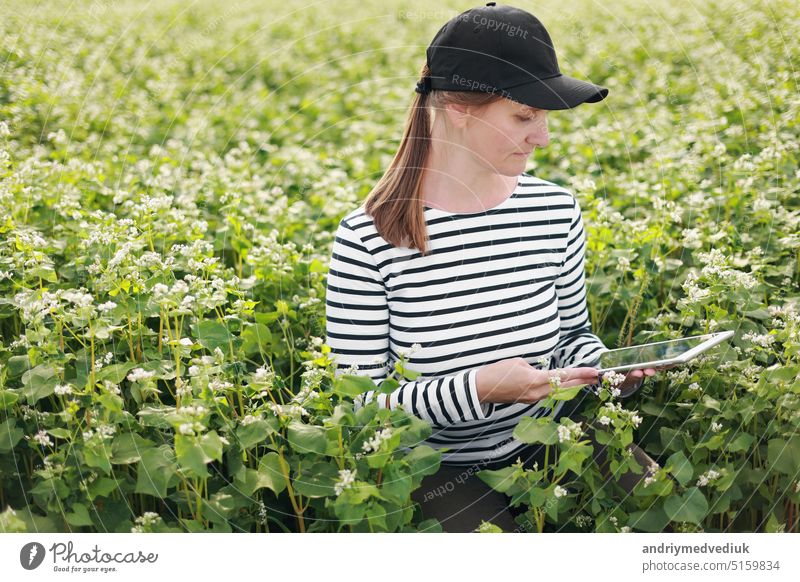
<box><xmin>741</xmin><ymin>332</ymin><xmax>776</xmax><ymax>348</ymax></box>
<box><xmin>553</xmin><ymin>485</ymin><xmax>568</xmax><ymax>498</ymax></box>
<box><xmin>54</xmin><ymin>383</ymin><xmax>73</xmax><ymax>396</ymax></box>
<box><xmin>334</xmin><ymin>469</ymin><xmax>357</xmax><ymax>496</ymax></box>
<box><xmin>361</xmin><ymin>427</ymin><xmax>394</xmax><ymax>454</ymax></box>
<box><xmin>254</xmin><ymin>364</ymin><xmax>275</xmax><ymax>384</ymax></box>
<box><xmin>33</xmin><ymin>430</ymin><xmax>53</xmax><ymax>447</ymax></box>
<box><xmin>574</xmin><ymin>514</ymin><xmax>592</xmax><ymax>527</ymax></box>
<box><xmin>696</xmin><ymin>469</ymin><xmax>721</xmax><ymax>487</ymax></box>
<box><xmin>557</xmin><ymin>424</ymin><xmax>572</xmax><ymax>443</ymax></box>
<box><xmin>644</xmin><ymin>461</ymin><xmax>661</xmax><ymax>487</ymax></box>
<box><xmin>179</xmin><ymin>337</ymin><xmax>193</xmax><ymax>347</ymax></box>
<box><xmin>598</xmin><ymin>415</ymin><xmax>611</xmax><ymax>426</ymax></box>
<box><xmin>127</xmin><ymin>368</ymin><xmax>156</xmax><ymax>383</ymax></box>
<box><xmin>131</xmin><ymin>512</ymin><xmax>163</xmax><ymax>532</ymax></box>
<box><xmin>175</xmin><ymin>378</ymin><xmax>192</xmax><ymax>398</ymax></box>
<box><xmin>602</xmin><ymin>371</ymin><xmax>626</xmax><ymax>388</ymax></box>
<box><xmin>97</xmin><ymin>301</ymin><xmax>117</xmax><ymax>313</ymax></box>
<box><xmin>681</xmin><ymin>228</ymin><xmax>703</xmax><ymax>249</ymax></box>
<box><xmin>179</xmin><ymin>423</ymin><xmax>195</xmax><ymax>435</ymax></box>
<box><xmin>687</xmin><ymin>382</ymin><xmax>701</xmax><ymax>392</ymax></box>
<box><xmin>264</xmin><ymin>402</ymin><xmax>309</xmax><ymax>420</ymax></box>
<box><xmin>710</xmin><ymin>421</ymin><xmax>722</xmax><ymax>432</ymax></box>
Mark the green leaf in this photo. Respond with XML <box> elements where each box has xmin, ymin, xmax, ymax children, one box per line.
<box><xmin>0</xmin><ymin>419</ymin><xmax>23</xmax><ymax>453</ymax></box>
<box><xmin>135</xmin><ymin>445</ymin><xmax>178</xmax><ymax>498</ymax></box>
<box><xmin>6</xmin><ymin>355</ymin><xmax>31</xmax><ymax>378</ymax></box>
<box><xmin>96</xmin><ymin>362</ymin><xmax>138</xmax><ymax>384</ymax></box>
<box><xmin>403</xmin><ymin>445</ymin><xmax>440</xmax><ymax>479</ymax></box>
<box><xmin>365</xmin><ymin>503</ymin><xmax>388</xmax><ymax>531</ymax></box>
<box><xmin>137</xmin><ymin>406</ymin><xmax>174</xmax><ymax>430</ymax></box>
<box><xmin>664</xmin><ymin>487</ymin><xmax>708</xmax><ymax>525</ymax></box>
<box><xmin>234</xmin><ymin>453</ymin><xmax>288</xmax><ymax>496</ymax></box>
<box><xmin>175</xmin><ymin>435</ymin><xmax>211</xmax><ymax>478</ymax></box>
<box><xmin>666</xmin><ymin>451</ymin><xmax>693</xmax><ymax>487</ymax></box>
<box><xmin>64</xmin><ymin>503</ymin><xmax>95</xmax><ymax>527</ymax></box>
<box><xmin>348</xmin><ymin>482</ymin><xmax>383</xmax><ymax>503</ymax></box>
<box><xmin>726</xmin><ymin>433</ymin><xmax>754</xmax><ymax>453</ymax></box>
<box><xmin>379</xmin><ymin>465</ymin><xmax>412</xmax><ymax>505</ymax></box>
<box><xmin>476</xmin><ymin>466</ymin><xmax>517</xmax><ymax>493</ymax></box>
<box><xmin>86</xmin><ymin>477</ymin><xmax>120</xmax><ymax>501</ymax></box>
<box><xmin>513</xmin><ymin>417</ymin><xmax>558</xmax><ymax>445</ymax></box>
<box><xmin>377</xmin><ymin>377</ymin><xmax>400</xmax><ymax>395</ymax></box>
<box><xmin>199</xmin><ymin>430</ymin><xmax>224</xmax><ymax>463</ymax></box>
<box><xmin>21</xmin><ymin>364</ymin><xmax>58</xmax><ymax>404</ymax></box>
<box><xmin>111</xmin><ymin>432</ymin><xmax>154</xmax><ymax>464</ymax></box>
<box><xmin>0</xmin><ymin>389</ymin><xmax>19</xmax><ymax>410</ymax></box>
<box><xmin>292</xmin><ymin>462</ymin><xmax>339</xmax><ymax>498</ymax></box>
<box><xmin>83</xmin><ymin>440</ymin><xmax>112</xmax><ymax>475</ymax></box>
<box><xmin>628</xmin><ymin>506</ymin><xmax>670</xmax><ymax>532</ymax></box>
<box><xmin>235</xmin><ymin>417</ymin><xmax>278</xmax><ymax>449</ymax></box>
<box><xmin>767</xmin><ymin>437</ymin><xmax>800</xmax><ymax>475</ymax></box>
<box><xmin>256</xmin><ymin>452</ymin><xmax>288</xmax><ymax>495</ymax></box>
<box><xmin>334</xmin><ymin>374</ymin><xmax>377</xmax><ymax>398</ymax></box>
<box><xmin>46</xmin><ymin>428</ymin><xmax>71</xmax><ymax>439</ymax></box>
<box><xmin>287</xmin><ymin>422</ymin><xmax>328</xmax><ymax>455</ymax></box>
<box><xmin>241</xmin><ymin>323</ymin><xmax>272</xmax><ymax>356</ymax></box>
<box><xmin>551</xmin><ymin>385</ymin><xmax>583</xmax><ymax>401</ymax></box>
<box><xmin>192</xmin><ymin>319</ymin><xmax>234</xmax><ymax>352</ymax></box>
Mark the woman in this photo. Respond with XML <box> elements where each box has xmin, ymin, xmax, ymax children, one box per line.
<box><xmin>324</xmin><ymin>3</ymin><xmax>658</xmax><ymax>532</ymax></box>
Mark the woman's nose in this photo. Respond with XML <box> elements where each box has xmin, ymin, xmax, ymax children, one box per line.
<box><xmin>529</xmin><ymin>117</ymin><xmax>549</xmax><ymax>148</ymax></box>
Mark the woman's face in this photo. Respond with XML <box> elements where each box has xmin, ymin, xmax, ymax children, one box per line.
<box><xmin>456</xmin><ymin>97</ymin><xmax>549</xmax><ymax>175</ymax></box>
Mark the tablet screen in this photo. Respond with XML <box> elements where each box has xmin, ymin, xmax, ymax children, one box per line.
<box><xmin>583</xmin><ymin>335</ymin><xmax>715</xmax><ymax>370</ymax></box>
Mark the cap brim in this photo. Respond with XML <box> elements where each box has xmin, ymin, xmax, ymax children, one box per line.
<box><xmin>504</xmin><ymin>74</ymin><xmax>608</xmax><ymax>110</ymax></box>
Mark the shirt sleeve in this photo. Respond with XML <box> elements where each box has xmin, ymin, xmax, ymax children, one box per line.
<box><xmin>324</xmin><ymin>217</ymin><xmax>493</xmax><ymax>425</ymax></box>
<box><xmin>549</xmin><ymin>194</ymin><xmax>607</xmax><ymax>369</ymax></box>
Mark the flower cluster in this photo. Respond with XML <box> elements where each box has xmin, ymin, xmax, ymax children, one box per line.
<box><xmin>361</xmin><ymin>427</ymin><xmax>394</xmax><ymax>454</ymax></box>
<box><xmin>696</xmin><ymin>469</ymin><xmax>721</xmax><ymax>487</ymax></box>
<box><xmin>557</xmin><ymin>419</ymin><xmax>584</xmax><ymax>443</ymax></box>
<box><xmin>334</xmin><ymin>469</ymin><xmax>357</xmax><ymax>496</ymax></box>
<box><xmin>598</xmin><ymin>401</ymin><xmax>643</xmax><ymax>429</ymax></box>
<box><xmin>131</xmin><ymin>512</ymin><xmax>163</xmax><ymax>533</ymax></box>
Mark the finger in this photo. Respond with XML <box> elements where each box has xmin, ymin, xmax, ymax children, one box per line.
<box><xmin>645</xmin><ymin>368</ymin><xmax>656</xmax><ymax>376</ymax></box>
<box><xmin>630</xmin><ymin>369</ymin><xmax>643</xmax><ymax>378</ymax></box>
<box><xmin>561</xmin><ymin>367</ymin><xmax>600</xmax><ymax>380</ymax></box>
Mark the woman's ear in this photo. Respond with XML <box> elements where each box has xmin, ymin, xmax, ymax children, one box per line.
<box><xmin>443</xmin><ymin>102</ymin><xmax>472</xmax><ymax>129</ymax></box>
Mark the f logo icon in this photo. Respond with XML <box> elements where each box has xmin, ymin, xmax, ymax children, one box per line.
<box><xmin>20</xmin><ymin>542</ymin><xmax>46</xmax><ymax>570</ymax></box>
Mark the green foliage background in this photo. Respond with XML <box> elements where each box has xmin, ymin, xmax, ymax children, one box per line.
<box><xmin>0</xmin><ymin>0</ymin><xmax>798</xmax><ymax>533</ymax></box>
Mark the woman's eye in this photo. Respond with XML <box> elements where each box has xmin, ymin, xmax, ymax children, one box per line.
<box><xmin>517</xmin><ymin>115</ymin><xmax>533</xmax><ymax>122</ymax></box>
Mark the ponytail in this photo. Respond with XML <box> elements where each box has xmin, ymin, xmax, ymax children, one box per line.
<box><xmin>364</xmin><ymin>64</ymin><xmax>502</xmax><ymax>256</ymax></box>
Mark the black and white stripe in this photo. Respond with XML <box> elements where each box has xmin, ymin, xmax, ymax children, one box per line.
<box><xmin>324</xmin><ymin>173</ymin><xmax>606</xmax><ymax>465</ymax></box>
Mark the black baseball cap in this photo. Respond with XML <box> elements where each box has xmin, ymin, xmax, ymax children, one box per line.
<box><xmin>416</xmin><ymin>2</ymin><xmax>608</xmax><ymax>110</ymax></box>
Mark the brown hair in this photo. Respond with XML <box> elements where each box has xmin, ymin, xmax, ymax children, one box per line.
<box><xmin>363</xmin><ymin>63</ymin><xmax>504</xmax><ymax>256</ymax></box>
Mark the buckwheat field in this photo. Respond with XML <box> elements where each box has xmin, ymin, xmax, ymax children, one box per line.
<box><xmin>0</xmin><ymin>0</ymin><xmax>798</xmax><ymax>533</ymax></box>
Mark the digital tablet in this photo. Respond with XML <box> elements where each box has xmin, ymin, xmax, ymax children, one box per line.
<box><xmin>568</xmin><ymin>330</ymin><xmax>735</xmax><ymax>373</ymax></box>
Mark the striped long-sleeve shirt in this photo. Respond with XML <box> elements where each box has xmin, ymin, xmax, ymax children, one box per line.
<box><xmin>324</xmin><ymin>172</ymin><xmax>607</xmax><ymax>466</ymax></box>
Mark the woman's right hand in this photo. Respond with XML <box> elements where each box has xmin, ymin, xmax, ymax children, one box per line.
<box><xmin>475</xmin><ymin>357</ymin><xmax>599</xmax><ymax>405</ymax></box>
